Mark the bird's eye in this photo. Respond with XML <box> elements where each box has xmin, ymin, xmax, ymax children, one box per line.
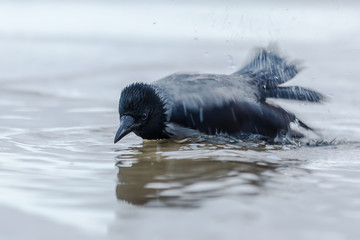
<box><xmin>141</xmin><ymin>113</ymin><xmax>148</xmax><ymax>120</ymax></box>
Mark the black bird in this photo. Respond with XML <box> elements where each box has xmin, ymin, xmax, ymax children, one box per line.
<box><xmin>114</xmin><ymin>47</ymin><xmax>324</xmax><ymax>143</ymax></box>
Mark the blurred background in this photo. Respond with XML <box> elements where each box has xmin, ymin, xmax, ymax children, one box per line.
<box><xmin>1</xmin><ymin>1</ymin><xmax>360</xmax><ymax>240</ymax></box>
<box><xmin>1</xmin><ymin>0</ymin><xmax>359</xmax><ymax>102</ymax></box>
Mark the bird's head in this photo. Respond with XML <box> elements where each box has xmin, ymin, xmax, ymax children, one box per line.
<box><xmin>114</xmin><ymin>83</ymin><xmax>168</xmax><ymax>143</ymax></box>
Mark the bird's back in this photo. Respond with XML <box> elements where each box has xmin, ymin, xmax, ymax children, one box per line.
<box><xmin>154</xmin><ymin>73</ymin><xmax>258</xmax><ymax>111</ymax></box>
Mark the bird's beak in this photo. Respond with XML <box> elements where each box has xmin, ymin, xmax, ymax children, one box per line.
<box><xmin>114</xmin><ymin>115</ymin><xmax>136</xmax><ymax>143</ymax></box>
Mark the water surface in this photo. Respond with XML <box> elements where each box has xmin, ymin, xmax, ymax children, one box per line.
<box><xmin>1</xmin><ymin>1</ymin><xmax>360</xmax><ymax>240</ymax></box>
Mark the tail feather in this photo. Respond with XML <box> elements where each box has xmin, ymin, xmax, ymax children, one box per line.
<box><xmin>262</xmin><ymin>86</ymin><xmax>324</xmax><ymax>102</ymax></box>
<box><xmin>232</xmin><ymin>46</ymin><xmax>300</xmax><ymax>87</ymax></box>
<box><xmin>233</xmin><ymin>45</ymin><xmax>324</xmax><ymax>103</ymax></box>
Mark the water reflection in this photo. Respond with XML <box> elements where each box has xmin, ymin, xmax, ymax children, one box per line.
<box><xmin>115</xmin><ymin>139</ymin><xmax>296</xmax><ymax>207</ymax></box>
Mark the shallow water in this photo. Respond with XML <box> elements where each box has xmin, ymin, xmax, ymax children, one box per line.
<box><xmin>1</xmin><ymin>1</ymin><xmax>360</xmax><ymax>240</ymax></box>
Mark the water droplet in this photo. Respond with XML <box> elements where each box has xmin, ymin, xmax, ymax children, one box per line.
<box><xmin>226</xmin><ymin>54</ymin><xmax>235</xmax><ymax>70</ymax></box>
<box><xmin>199</xmin><ymin>107</ymin><xmax>204</xmax><ymax>123</ymax></box>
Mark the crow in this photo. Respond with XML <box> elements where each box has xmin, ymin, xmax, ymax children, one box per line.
<box><xmin>114</xmin><ymin>46</ymin><xmax>324</xmax><ymax>143</ymax></box>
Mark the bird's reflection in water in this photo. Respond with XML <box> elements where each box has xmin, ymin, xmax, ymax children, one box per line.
<box><xmin>115</xmin><ymin>137</ymin><xmax>296</xmax><ymax>207</ymax></box>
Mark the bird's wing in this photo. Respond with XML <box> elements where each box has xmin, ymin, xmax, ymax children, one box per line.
<box><xmin>165</xmin><ymin>98</ymin><xmax>297</xmax><ymax>139</ymax></box>
<box><xmin>154</xmin><ymin>73</ymin><xmax>274</xmax><ymax>137</ymax></box>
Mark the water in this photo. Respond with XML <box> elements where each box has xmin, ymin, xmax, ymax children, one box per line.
<box><xmin>1</xmin><ymin>1</ymin><xmax>360</xmax><ymax>240</ymax></box>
